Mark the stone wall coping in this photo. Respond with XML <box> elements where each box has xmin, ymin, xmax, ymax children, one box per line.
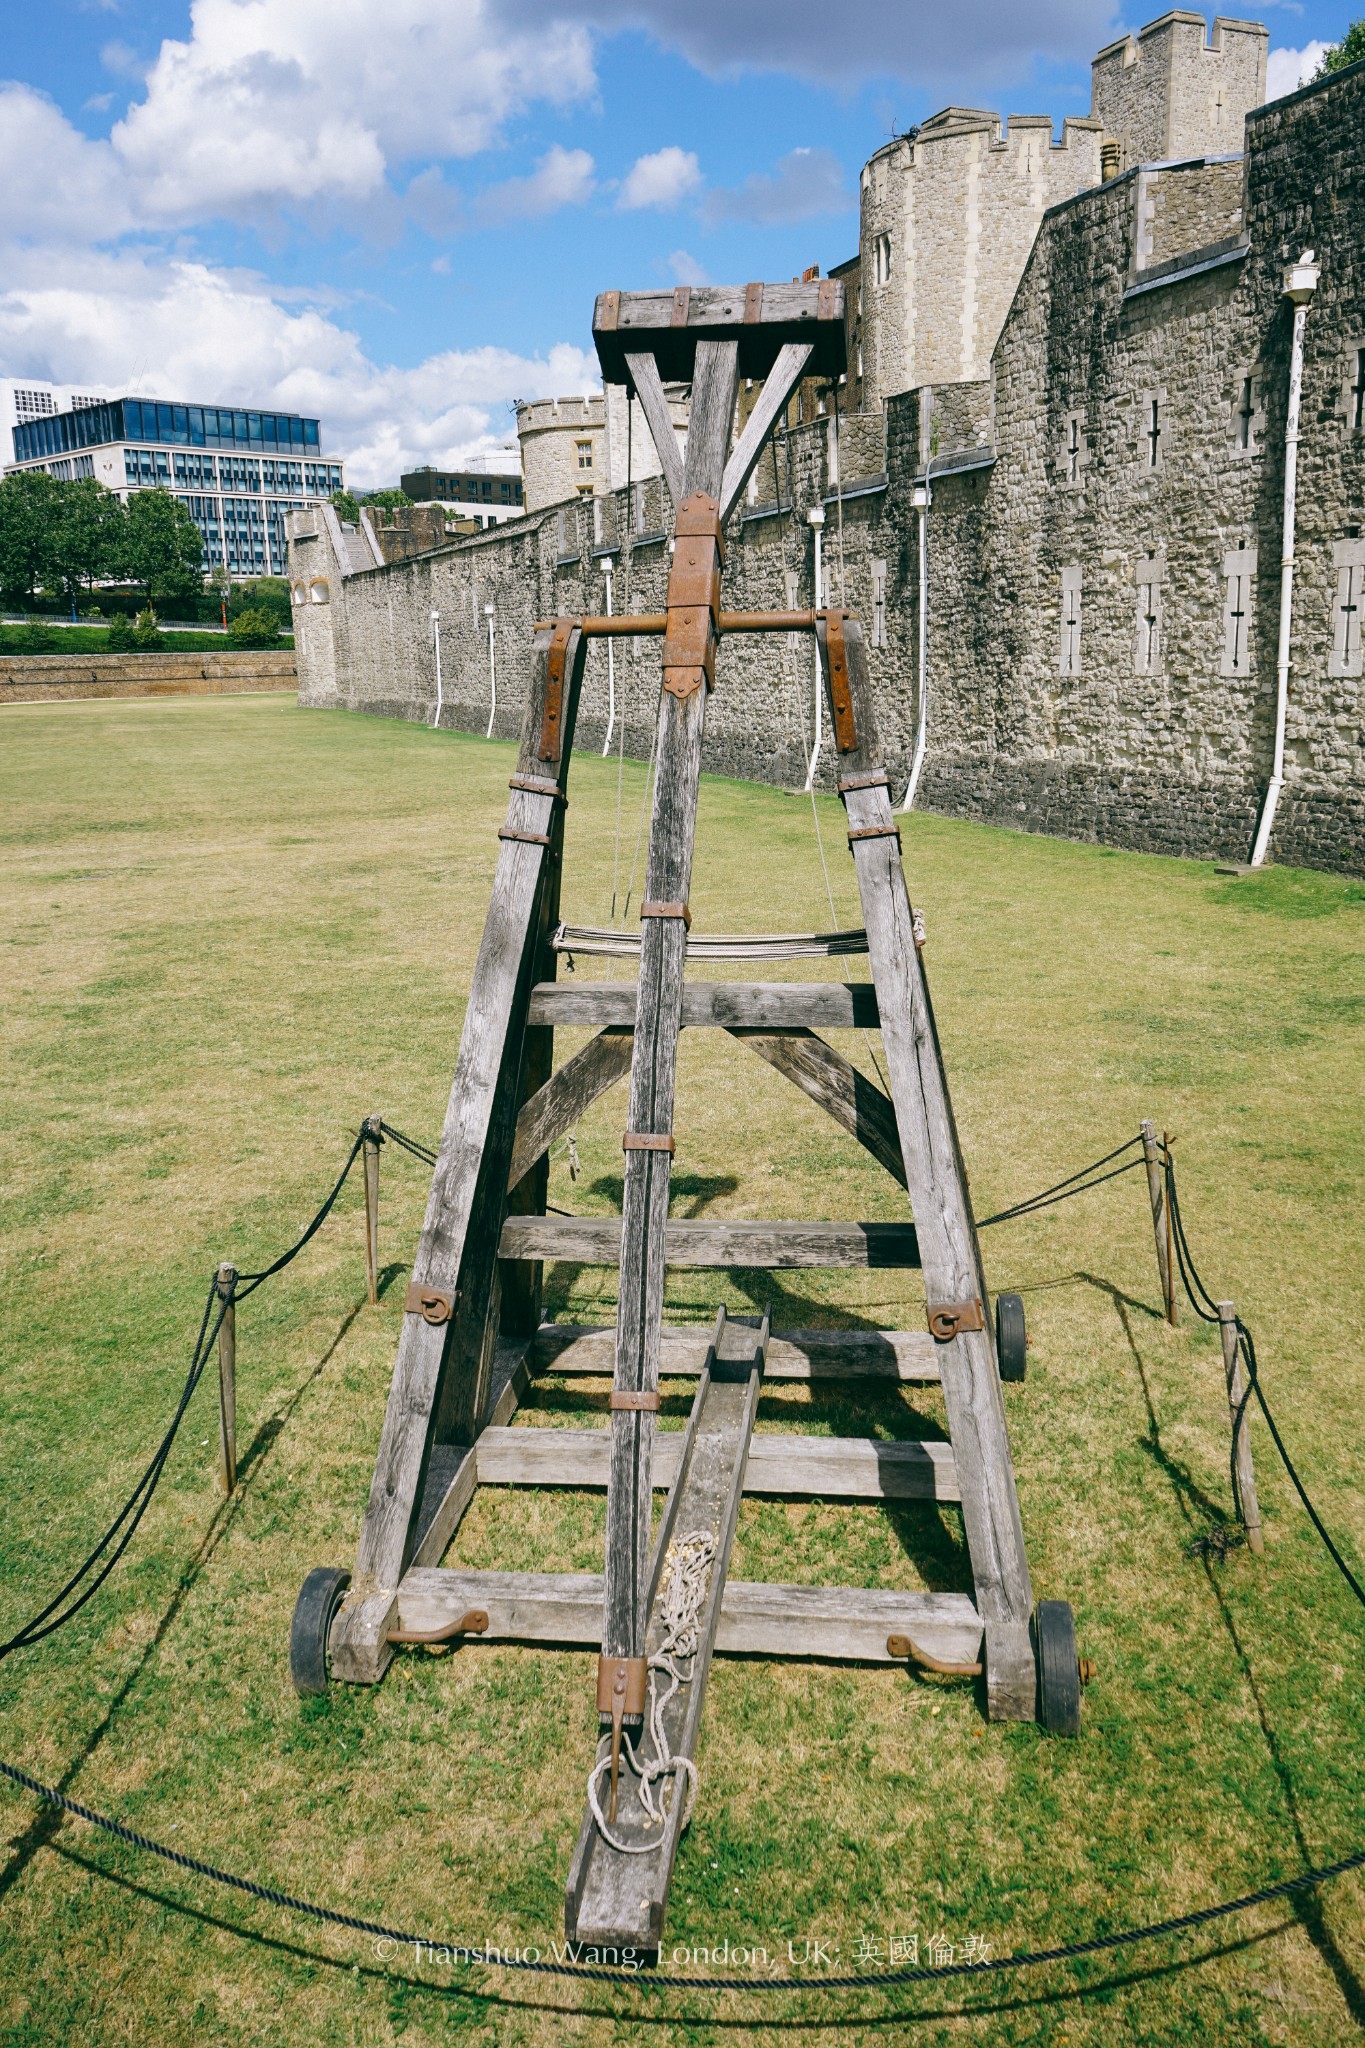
<box><xmin>1247</xmin><ymin>48</ymin><xmax>1365</xmax><ymax>122</ymax></box>
<box><xmin>1123</xmin><ymin>238</ymin><xmax>1248</xmax><ymax>300</ymax></box>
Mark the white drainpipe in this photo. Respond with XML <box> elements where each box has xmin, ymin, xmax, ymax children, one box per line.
<box><xmin>1250</xmin><ymin>249</ymin><xmax>1319</xmax><ymax>867</ymax></box>
<box><xmin>804</xmin><ymin>504</ymin><xmax>826</xmax><ymax>790</ymax></box>
<box><xmin>484</xmin><ymin>602</ymin><xmax>497</xmax><ymax>739</ymax></box>
<box><xmin>901</xmin><ymin>477</ymin><xmax>932</xmax><ymax>811</ymax></box>
<box><xmin>430</xmin><ymin>609</ymin><xmax>442</xmax><ymax>729</ymax></box>
<box><xmin>602</xmin><ymin>562</ymin><xmax>616</xmax><ymax>756</ymax></box>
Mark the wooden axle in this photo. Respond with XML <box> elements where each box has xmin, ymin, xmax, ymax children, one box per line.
<box><xmin>533</xmin><ymin>608</ymin><xmax>826</xmax><ymax>637</ymax></box>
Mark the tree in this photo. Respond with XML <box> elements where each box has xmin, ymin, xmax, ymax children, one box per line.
<box><xmin>1314</xmin><ymin>20</ymin><xmax>1365</xmax><ymax>74</ymax></box>
<box><xmin>48</xmin><ymin>478</ymin><xmax>124</xmax><ymax>598</ymax></box>
<box><xmin>362</xmin><ymin>488</ymin><xmax>409</xmax><ymax>508</ymax></box>
<box><xmin>0</xmin><ymin>469</ymin><xmax>62</xmax><ymax>598</ymax></box>
<box><xmin>117</xmin><ymin>488</ymin><xmax>205</xmax><ymax>608</ymax></box>
<box><xmin>228</xmin><ymin>606</ymin><xmax>280</xmax><ymax>649</ymax></box>
<box><xmin>329</xmin><ymin>488</ymin><xmax>360</xmax><ymax>524</ymax></box>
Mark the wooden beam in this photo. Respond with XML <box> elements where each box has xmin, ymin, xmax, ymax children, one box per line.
<box><xmin>331</xmin><ymin>624</ymin><xmax>588</xmax><ymax>1685</ymax></box>
<box><xmin>531</xmin><ymin>1322</ymin><xmax>942</xmax><ymax>1382</ymax></box>
<box><xmin>824</xmin><ymin>614</ymin><xmax>1037</xmax><ymax>1721</ymax></box>
<box><xmin>394</xmin><ymin>1568</ymin><xmax>984</xmax><ymax>1667</ymax></box>
<box><xmin>475</xmin><ymin>1424</ymin><xmax>958</xmax><ymax>1500</ymax></box>
<box><xmin>718</xmin><ymin>339</ymin><xmax>813</xmax><ymax>523</ymax></box>
<box><xmin>507</xmin><ymin>1026</ymin><xmax>634</xmax><ymax>1190</ymax></box>
<box><xmin>499</xmin><ymin>1215</ymin><xmax>921</xmax><ymax>1268</ymax></box>
<box><xmin>526</xmin><ymin>980</ymin><xmax>881</xmax><ymax>1029</ymax></box>
<box><xmin>623</xmin><ymin>353</ymin><xmax>685</xmax><ymax>506</ymax></box>
<box><xmin>604</xmin><ymin>337</ymin><xmax>742</xmax><ymax>1673</ymax></box>
<box><xmin>728</xmin><ymin>1026</ymin><xmax>905</xmax><ymax>1185</ymax></box>
<box><xmin>566</xmin><ymin>1309</ymin><xmax>769</xmax><ymax>1947</ymax></box>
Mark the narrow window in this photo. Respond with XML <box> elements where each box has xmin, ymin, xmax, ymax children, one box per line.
<box><xmin>1133</xmin><ymin>553</ymin><xmax>1164</xmax><ymax>675</ymax></box>
<box><xmin>1220</xmin><ymin>547</ymin><xmax>1256</xmax><ymax>677</ymax></box>
<box><xmin>871</xmin><ymin>558</ymin><xmax>888</xmax><ymax>649</ymax></box>
<box><xmin>874</xmin><ymin>234</ymin><xmax>891</xmax><ymax>286</ymax></box>
<box><xmin>576</xmin><ymin>438</ymin><xmax>593</xmax><ymax>471</ymax></box>
<box><xmin>1342</xmin><ymin>345</ymin><xmax>1365</xmax><ymax>434</ymax></box>
<box><xmin>1059</xmin><ymin>410</ymin><xmax>1088</xmax><ymax>488</ymax></box>
<box><xmin>1145</xmin><ymin>395</ymin><xmax>1162</xmax><ymax>470</ymax></box>
<box><xmin>1330</xmin><ymin>538</ymin><xmax>1365</xmax><ymax>678</ymax></box>
<box><xmin>1059</xmin><ymin>567</ymin><xmax>1082</xmax><ymax>675</ymax></box>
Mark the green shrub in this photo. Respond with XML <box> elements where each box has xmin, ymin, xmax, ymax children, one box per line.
<box><xmin>107</xmin><ymin>613</ymin><xmax>135</xmax><ymax>651</ymax></box>
<box><xmin>133</xmin><ymin>609</ymin><xmax>164</xmax><ymax>649</ymax></box>
<box><xmin>228</xmin><ymin>606</ymin><xmax>280</xmax><ymax>649</ymax></box>
<box><xmin>22</xmin><ymin>616</ymin><xmax>55</xmax><ymax>651</ymax></box>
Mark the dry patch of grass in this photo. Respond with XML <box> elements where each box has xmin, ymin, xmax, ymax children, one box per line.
<box><xmin>0</xmin><ymin>695</ymin><xmax>1363</xmax><ymax>2045</ymax></box>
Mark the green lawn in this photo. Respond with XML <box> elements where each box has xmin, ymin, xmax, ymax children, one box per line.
<box><xmin>0</xmin><ymin>693</ymin><xmax>1362</xmax><ymax>2046</ymax></box>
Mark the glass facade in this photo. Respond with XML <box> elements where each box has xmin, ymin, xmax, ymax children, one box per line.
<box><xmin>14</xmin><ymin>399</ymin><xmax>322</xmax><ymax>464</ymax></box>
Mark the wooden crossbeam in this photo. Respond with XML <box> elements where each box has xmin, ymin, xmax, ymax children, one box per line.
<box><xmin>817</xmin><ymin>616</ymin><xmax>1037</xmax><ymax>1720</ymax></box>
<box><xmin>474</xmin><ymin>1424</ymin><xmax>958</xmax><ymax>1500</ymax></box>
<box><xmin>393</xmin><ymin>1569</ymin><xmax>984</xmax><ymax>1667</ymax></box>
<box><xmin>499</xmin><ymin>1215</ymin><xmax>921</xmax><ymax>1268</ymax></box>
<box><xmin>531</xmin><ymin>1322</ymin><xmax>944</xmax><ymax>1382</ymax></box>
<box><xmin>566</xmin><ymin>1307</ymin><xmax>769</xmax><ymax>1947</ymax></box>
<box><xmin>730</xmin><ymin>1027</ymin><xmax>905</xmax><ymax>1185</ymax></box>
<box><xmin>526</xmin><ymin>980</ymin><xmax>881</xmax><ymax>1028</ymax></box>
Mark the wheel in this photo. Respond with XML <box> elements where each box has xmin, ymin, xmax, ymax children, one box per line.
<box><xmin>996</xmin><ymin>1292</ymin><xmax>1027</xmax><ymax>1382</ymax></box>
<box><xmin>1033</xmin><ymin>1599</ymin><xmax>1082</xmax><ymax>1737</ymax></box>
<box><xmin>290</xmin><ymin>1566</ymin><xmax>351</xmax><ymax>1696</ymax></box>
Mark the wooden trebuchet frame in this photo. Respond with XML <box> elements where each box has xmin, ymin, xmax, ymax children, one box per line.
<box><xmin>316</xmin><ymin>280</ymin><xmax>1068</xmax><ymax>1955</ymax></box>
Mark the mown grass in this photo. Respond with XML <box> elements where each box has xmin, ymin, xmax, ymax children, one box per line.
<box><xmin>0</xmin><ymin>692</ymin><xmax>1362</xmax><ymax>2046</ymax></box>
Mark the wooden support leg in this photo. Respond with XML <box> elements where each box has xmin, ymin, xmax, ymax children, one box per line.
<box><xmin>1141</xmin><ymin>1118</ymin><xmax>1175</xmax><ymax>1325</ymax></box>
<box><xmin>820</xmin><ymin>614</ymin><xmax>1036</xmax><ymax>1720</ymax></box>
<box><xmin>1218</xmin><ymin>1301</ymin><xmax>1264</xmax><ymax>1554</ymax></box>
<box><xmin>363</xmin><ymin>1114</ymin><xmax>382</xmax><ymax>1306</ymax></box>
<box><xmin>216</xmin><ymin>1262</ymin><xmax>237</xmax><ymax>1496</ymax></box>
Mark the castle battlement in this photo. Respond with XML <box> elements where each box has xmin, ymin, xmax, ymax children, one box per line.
<box><xmin>1091</xmin><ymin>11</ymin><xmax>1267</xmax><ymax>171</ymax></box>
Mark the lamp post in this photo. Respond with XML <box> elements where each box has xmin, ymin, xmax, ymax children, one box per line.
<box><xmin>602</xmin><ymin>562</ymin><xmax>616</xmax><ymax>755</ymax></box>
<box><xmin>430</xmin><ymin>609</ymin><xmax>442</xmax><ymax>729</ymax></box>
<box><xmin>804</xmin><ymin>504</ymin><xmax>826</xmax><ymax>790</ymax></box>
<box><xmin>484</xmin><ymin>602</ymin><xmax>497</xmax><ymax>738</ymax></box>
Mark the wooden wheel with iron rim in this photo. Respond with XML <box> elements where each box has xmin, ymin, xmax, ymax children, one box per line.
<box><xmin>1033</xmin><ymin>1599</ymin><xmax>1082</xmax><ymax>1736</ymax></box>
<box><xmin>289</xmin><ymin>1566</ymin><xmax>351</xmax><ymax>1696</ymax></box>
<box><xmin>996</xmin><ymin>1292</ymin><xmax>1027</xmax><ymax>1382</ymax></box>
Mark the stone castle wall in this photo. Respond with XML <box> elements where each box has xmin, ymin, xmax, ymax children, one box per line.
<box><xmin>290</xmin><ymin>57</ymin><xmax>1365</xmax><ymax>876</ymax></box>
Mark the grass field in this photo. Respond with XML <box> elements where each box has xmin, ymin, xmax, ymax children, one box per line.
<box><xmin>0</xmin><ymin>692</ymin><xmax>1363</xmax><ymax>2046</ymax></box>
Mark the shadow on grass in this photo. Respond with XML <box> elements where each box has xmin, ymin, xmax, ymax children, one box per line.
<box><xmin>0</xmin><ymin>1291</ymin><xmax>371</xmax><ymax>1909</ymax></box>
<box><xmin>42</xmin><ymin>1842</ymin><xmax>1304</xmax><ymax>2033</ymax></box>
<box><xmin>1081</xmin><ymin>1268</ymin><xmax>1365</xmax><ymax>2026</ymax></box>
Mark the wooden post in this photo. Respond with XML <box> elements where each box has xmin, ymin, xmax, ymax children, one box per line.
<box><xmin>1140</xmin><ymin>1118</ymin><xmax>1175</xmax><ymax>1325</ymax></box>
<box><xmin>363</xmin><ymin>1115</ymin><xmax>382</xmax><ymax>1306</ymax></box>
<box><xmin>216</xmin><ymin>1262</ymin><xmax>237</xmax><ymax>1496</ymax></box>
<box><xmin>1218</xmin><ymin>1301</ymin><xmax>1264</xmax><ymax>1554</ymax></box>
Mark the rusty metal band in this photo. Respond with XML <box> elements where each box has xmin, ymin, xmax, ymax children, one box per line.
<box><xmin>743</xmin><ymin>281</ymin><xmax>764</xmax><ymax>324</ymax></box>
<box><xmin>507</xmin><ymin>773</ymin><xmax>566</xmax><ymax>802</ymax></box>
<box><xmin>538</xmin><ymin>617</ymin><xmax>574</xmax><ymax>762</ymax></box>
<box><xmin>596</xmin><ymin>1653</ymin><xmax>648</xmax><ymax>1714</ymax></box>
<box><xmin>608</xmin><ymin>1388</ymin><xmax>661</xmax><ymax>1412</ymax></box>
<box><xmin>640</xmin><ymin>900</ymin><xmax>691</xmax><ymax>928</ymax></box>
<box><xmin>926</xmin><ymin>1298</ymin><xmax>985</xmax><ymax>1342</ymax></box>
<box><xmin>817</xmin><ymin>277</ymin><xmax>839</xmax><ymax>321</ymax></box>
<box><xmin>848</xmin><ymin>825</ymin><xmax>902</xmax><ymax>848</ymax></box>
<box><xmin>821</xmin><ymin>609</ymin><xmax>859</xmax><ymax>753</ymax></box>
<box><xmin>404</xmin><ymin>1282</ymin><xmax>455</xmax><ymax>1325</ymax></box>
<box><xmin>597</xmin><ymin>289</ymin><xmax>621</xmax><ymax>332</ymax></box>
<box><xmin>670</xmin><ymin>285</ymin><xmax>691</xmax><ymax>328</ymax></box>
<box><xmin>622</xmin><ymin>1132</ymin><xmax>675</xmax><ymax>1154</ymax></box>
<box><xmin>498</xmin><ymin>828</ymin><xmax>552</xmax><ymax>847</ymax></box>
<box><xmin>838</xmin><ymin>770</ymin><xmax>889</xmax><ymax>794</ymax></box>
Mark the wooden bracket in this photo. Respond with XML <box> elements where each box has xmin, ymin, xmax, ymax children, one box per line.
<box><xmin>404</xmin><ymin>1283</ymin><xmax>455</xmax><ymax>1326</ymax></box>
<box><xmin>609</xmin><ymin>1389</ymin><xmax>661</xmax><ymax>1412</ymax></box>
<box><xmin>508</xmin><ymin>774</ymin><xmax>567</xmax><ymax>803</ymax></box>
<box><xmin>822</xmin><ymin>611</ymin><xmax>859</xmax><ymax>752</ymax></box>
<box><xmin>596</xmin><ymin>1653</ymin><xmax>649</xmax><ymax>1822</ymax></box>
<box><xmin>499</xmin><ymin>828</ymin><xmax>552</xmax><ymax>848</ymax></box>
<box><xmin>622</xmin><ymin>1132</ymin><xmax>676</xmax><ymax>1154</ymax></box>
<box><xmin>539</xmin><ymin>618</ymin><xmax>575</xmax><ymax>762</ymax></box>
<box><xmin>640</xmin><ymin>900</ymin><xmax>691</xmax><ymax>928</ymax></box>
<box><xmin>926</xmin><ymin>1299</ymin><xmax>985</xmax><ymax>1342</ymax></box>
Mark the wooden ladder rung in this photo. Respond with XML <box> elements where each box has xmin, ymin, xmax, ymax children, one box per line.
<box><xmin>527</xmin><ymin>980</ymin><xmax>882</xmax><ymax>1029</ymax></box>
<box><xmin>395</xmin><ymin>1567</ymin><xmax>983</xmax><ymax>1666</ymax></box>
<box><xmin>532</xmin><ymin>1321</ymin><xmax>943</xmax><ymax>1381</ymax></box>
<box><xmin>497</xmin><ymin>1216</ymin><xmax>921</xmax><ymax>1269</ymax></box>
<box><xmin>474</xmin><ymin>1424</ymin><xmax>958</xmax><ymax>1501</ymax></box>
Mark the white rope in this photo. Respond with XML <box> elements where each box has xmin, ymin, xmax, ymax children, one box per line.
<box><xmin>586</xmin><ymin>1530</ymin><xmax>716</xmax><ymax>1855</ymax></box>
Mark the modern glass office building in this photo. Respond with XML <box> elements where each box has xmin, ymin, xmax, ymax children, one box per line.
<box><xmin>7</xmin><ymin>394</ymin><xmax>346</xmax><ymax>578</ymax></box>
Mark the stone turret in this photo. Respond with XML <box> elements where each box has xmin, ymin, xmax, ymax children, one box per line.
<box><xmin>1091</xmin><ymin>12</ymin><xmax>1268</xmax><ymax>174</ymax></box>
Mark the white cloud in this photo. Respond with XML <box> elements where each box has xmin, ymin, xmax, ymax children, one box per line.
<box><xmin>473</xmin><ymin>145</ymin><xmax>596</xmax><ymax>225</ymax></box>
<box><xmin>0</xmin><ymin>249</ymin><xmax>598</xmax><ymax>487</ymax></box>
<box><xmin>618</xmin><ymin>145</ymin><xmax>702</xmax><ymax>210</ymax></box>
<box><xmin>667</xmin><ymin>248</ymin><xmax>710</xmax><ymax>285</ymax></box>
<box><xmin>0</xmin><ymin>85</ymin><xmax>136</xmax><ymax>246</ymax></box>
<box><xmin>111</xmin><ymin>0</ymin><xmax>597</xmax><ymax>223</ymax></box>
<box><xmin>702</xmin><ymin>146</ymin><xmax>848</xmax><ymax>225</ymax></box>
<box><xmin>1265</xmin><ymin>41</ymin><xmax>1328</xmax><ymax>99</ymax></box>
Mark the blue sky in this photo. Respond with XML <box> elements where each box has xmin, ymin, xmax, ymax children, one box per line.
<box><xmin>0</xmin><ymin>0</ymin><xmax>1354</xmax><ymax>481</ymax></box>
